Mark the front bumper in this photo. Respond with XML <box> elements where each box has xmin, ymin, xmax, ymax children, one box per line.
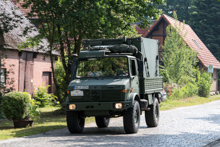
<box><xmin>66</xmin><ymin>101</ymin><xmax>132</xmax><ymax>111</ymax></box>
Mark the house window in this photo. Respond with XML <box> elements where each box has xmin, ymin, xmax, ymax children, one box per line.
<box><xmin>0</xmin><ymin>68</ymin><xmax>6</xmax><ymax>84</ymax></box>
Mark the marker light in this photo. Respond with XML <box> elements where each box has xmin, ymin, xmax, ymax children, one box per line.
<box><xmin>67</xmin><ymin>91</ymin><xmax>70</xmax><ymax>94</ymax></box>
<box><xmin>122</xmin><ymin>89</ymin><xmax>127</xmax><ymax>93</ymax></box>
<box><xmin>115</xmin><ymin>103</ymin><xmax>123</xmax><ymax>109</ymax></box>
<box><xmin>69</xmin><ymin>104</ymin><xmax>76</xmax><ymax>110</ymax></box>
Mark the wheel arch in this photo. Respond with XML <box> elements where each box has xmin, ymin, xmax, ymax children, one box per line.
<box><xmin>128</xmin><ymin>93</ymin><xmax>142</xmax><ymax>114</ymax></box>
<box><xmin>129</xmin><ymin>93</ymin><xmax>140</xmax><ymax>105</ymax></box>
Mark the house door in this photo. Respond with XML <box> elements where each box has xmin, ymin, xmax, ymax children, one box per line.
<box><xmin>42</xmin><ymin>72</ymin><xmax>52</xmax><ymax>93</ymax></box>
<box><xmin>19</xmin><ymin>52</ymin><xmax>34</xmax><ymax>95</ymax></box>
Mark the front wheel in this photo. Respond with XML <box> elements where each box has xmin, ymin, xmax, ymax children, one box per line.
<box><xmin>67</xmin><ymin>111</ymin><xmax>85</xmax><ymax>133</ymax></box>
<box><xmin>123</xmin><ymin>100</ymin><xmax>140</xmax><ymax>134</ymax></box>
<box><xmin>145</xmin><ymin>98</ymin><xmax>159</xmax><ymax>127</ymax></box>
<box><xmin>95</xmin><ymin>116</ymin><xmax>110</xmax><ymax>128</ymax></box>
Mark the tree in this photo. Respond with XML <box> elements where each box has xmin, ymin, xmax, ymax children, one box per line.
<box><xmin>160</xmin><ymin>12</ymin><xmax>198</xmax><ymax>84</ymax></box>
<box><xmin>19</xmin><ymin>0</ymin><xmax>163</xmax><ymax>103</ymax></box>
<box><xmin>189</xmin><ymin>0</ymin><xmax>220</xmax><ymax>61</ymax></box>
<box><xmin>156</xmin><ymin>0</ymin><xmax>194</xmax><ymax>23</ymax></box>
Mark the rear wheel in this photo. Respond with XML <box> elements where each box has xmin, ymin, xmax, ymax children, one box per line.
<box><xmin>95</xmin><ymin>116</ymin><xmax>110</xmax><ymax>128</ymax></box>
<box><xmin>145</xmin><ymin>98</ymin><xmax>159</xmax><ymax>127</ymax></box>
<box><xmin>67</xmin><ymin>111</ymin><xmax>85</xmax><ymax>133</ymax></box>
<box><xmin>123</xmin><ymin>100</ymin><xmax>140</xmax><ymax>134</ymax></box>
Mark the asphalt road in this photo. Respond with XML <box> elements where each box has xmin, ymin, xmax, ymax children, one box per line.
<box><xmin>1</xmin><ymin>100</ymin><xmax>220</xmax><ymax>147</ymax></box>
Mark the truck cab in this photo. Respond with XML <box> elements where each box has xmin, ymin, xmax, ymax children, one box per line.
<box><xmin>65</xmin><ymin>37</ymin><xmax>163</xmax><ymax>134</ymax></box>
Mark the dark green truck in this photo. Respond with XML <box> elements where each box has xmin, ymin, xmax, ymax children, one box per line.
<box><xmin>65</xmin><ymin>37</ymin><xmax>163</xmax><ymax>134</ymax></box>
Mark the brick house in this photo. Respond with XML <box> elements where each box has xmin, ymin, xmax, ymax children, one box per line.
<box><xmin>0</xmin><ymin>0</ymin><xmax>58</xmax><ymax>95</ymax></box>
<box><xmin>144</xmin><ymin>14</ymin><xmax>220</xmax><ymax>92</ymax></box>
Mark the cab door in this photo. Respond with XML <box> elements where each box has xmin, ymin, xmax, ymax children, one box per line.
<box><xmin>129</xmin><ymin>59</ymin><xmax>139</xmax><ymax>94</ymax></box>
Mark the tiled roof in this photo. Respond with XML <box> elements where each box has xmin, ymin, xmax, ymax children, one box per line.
<box><xmin>11</xmin><ymin>0</ymin><xmax>31</xmax><ymax>17</ymax></box>
<box><xmin>2</xmin><ymin>0</ymin><xmax>58</xmax><ymax>55</ymax></box>
<box><xmin>145</xmin><ymin>14</ymin><xmax>220</xmax><ymax>69</ymax></box>
<box><xmin>135</xmin><ymin>26</ymin><xmax>148</xmax><ymax>37</ymax></box>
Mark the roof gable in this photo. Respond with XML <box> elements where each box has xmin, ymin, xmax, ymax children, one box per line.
<box><xmin>145</xmin><ymin>14</ymin><xmax>220</xmax><ymax>69</ymax></box>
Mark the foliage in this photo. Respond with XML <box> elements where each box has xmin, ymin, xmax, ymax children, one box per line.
<box><xmin>33</xmin><ymin>84</ymin><xmax>57</xmax><ymax>107</ymax></box>
<box><xmin>197</xmin><ymin>71</ymin><xmax>213</xmax><ymax>97</ymax></box>
<box><xmin>28</xmin><ymin>102</ymin><xmax>40</xmax><ymax>121</ymax></box>
<box><xmin>156</xmin><ymin>0</ymin><xmax>194</xmax><ymax>23</ymax></box>
<box><xmin>170</xmin><ymin>82</ymin><xmax>198</xmax><ymax>99</ymax></box>
<box><xmin>164</xmin><ymin>83</ymin><xmax>173</xmax><ymax>97</ymax></box>
<box><xmin>159</xmin><ymin>12</ymin><xmax>207</xmax><ymax>100</ymax></box>
<box><xmin>54</xmin><ymin>59</ymin><xmax>67</xmax><ymax>101</ymax></box>
<box><xmin>160</xmin><ymin>12</ymin><xmax>198</xmax><ymax>85</ymax></box>
<box><xmin>189</xmin><ymin>0</ymin><xmax>220</xmax><ymax>60</ymax></box>
<box><xmin>0</xmin><ymin>93</ymin><xmax>3</xmax><ymax>119</ymax></box>
<box><xmin>1</xmin><ymin>91</ymin><xmax>40</xmax><ymax>121</ymax></box>
<box><xmin>18</xmin><ymin>0</ymin><xmax>163</xmax><ymax>104</ymax></box>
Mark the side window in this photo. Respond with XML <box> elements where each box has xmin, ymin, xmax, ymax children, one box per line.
<box><xmin>130</xmin><ymin>59</ymin><xmax>136</xmax><ymax>76</ymax></box>
<box><xmin>0</xmin><ymin>68</ymin><xmax>6</xmax><ymax>84</ymax></box>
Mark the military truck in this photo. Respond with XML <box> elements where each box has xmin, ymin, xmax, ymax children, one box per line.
<box><xmin>65</xmin><ymin>37</ymin><xmax>163</xmax><ymax>134</ymax></box>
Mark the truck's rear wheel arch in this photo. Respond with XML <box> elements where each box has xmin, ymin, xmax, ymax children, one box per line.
<box><xmin>147</xmin><ymin>93</ymin><xmax>160</xmax><ymax>106</ymax></box>
<box><xmin>154</xmin><ymin>93</ymin><xmax>161</xmax><ymax>103</ymax></box>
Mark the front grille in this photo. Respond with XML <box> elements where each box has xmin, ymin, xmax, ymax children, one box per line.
<box><xmin>101</xmin><ymin>90</ymin><xmax>122</xmax><ymax>100</ymax></box>
<box><xmin>91</xmin><ymin>90</ymin><xmax>100</xmax><ymax>100</ymax></box>
<box><xmin>69</xmin><ymin>90</ymin><xmax>123</xmax><ymax>102</ymax></box>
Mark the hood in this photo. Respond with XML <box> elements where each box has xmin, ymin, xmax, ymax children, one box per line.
<box><xmin>68</xmin><ymin>78</ymin><xmax>130</xmax><ymax>90</ymax></box>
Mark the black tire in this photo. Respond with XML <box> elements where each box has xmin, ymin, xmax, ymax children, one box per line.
<box><xmin>66</xmin><ymin>111</ymin><xmax>85</xmax><ymax>133</ymax></box>
<box><xmin>145</xmin><ymin>98</ymin><xmax>159</xmax><ymax>127</ymax></box>
<box><xmin>123</xmin><ymin>100</ymin><xmax>140</xmax><ymax>134</ymax></box>
<box><xmin>95</xmin><ymin>116</ymin><xmax>110</xmax><ymax>128</ymax></box>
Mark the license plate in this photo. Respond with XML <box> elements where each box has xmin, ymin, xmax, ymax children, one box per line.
<box><xmin>71</xmin><ymin>90</ymin><xmax>84</xmax><ymax>96</ymax></box>
<box><xmin>75</xmin><ymin>86</ymin><xmax>89</xmax><ymax>89</ymax></box>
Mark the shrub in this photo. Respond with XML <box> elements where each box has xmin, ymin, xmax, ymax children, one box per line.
<box><xmin>169</xmin><ymin>82</ymin><xmax>198</xmax><ymax>99</ymax></box>
<box><xmin>33</xmin><ymin>84</ymin><xmax>58</xmax><ymax>107</ymax></box>
<box><xmin>1</xmin><ymin>91</ymin><xmax>31</xmax><ymax>120</ymax></box>
<box><xmin>197</xmin><ymin>72</ymin><xmax>212</xmax><ymax>98</ymax></box>
<box><xmin>164</xmin><ymin>83</ymin><xmax>173</xmax><ymax>97</ymax></box>
<box><xmin>170</xmin><ymin>88</ymin><xmax>184</xmax><ymax>99</ymax></box>
<box><xmin>0</xmin><ymin>93</ymin><xmax>4</xmax><ymax>119</ymax></box>
<box><xmin>33</xmin><ymin>84</ymin><xmax>51</xmax><ymax>107</ymax></box>
<box><xmin>183</xmin><ymin>82</ymin><xmax>198</xmax><ymax>97</ymax></box>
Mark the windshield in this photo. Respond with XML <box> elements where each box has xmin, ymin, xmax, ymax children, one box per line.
<box><xmin>76</xmin><ymin>57</ymin><xmax>128</xmax><ymax>78</ymax></box>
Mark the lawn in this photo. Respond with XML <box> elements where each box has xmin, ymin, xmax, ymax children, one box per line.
<box><xmin>160</xmin><ymin>95</ymin><xmax>220</xmax><ymax>111</ymax></box>
<box><xmin>1</xmin><ymin>95</ymin><xmax>220</xmax><ymax>140</ymax></box>
<box><xmin>0</xmin><ymin>106</ymin><xmax>94</xmax><ymax>140</ymax></box>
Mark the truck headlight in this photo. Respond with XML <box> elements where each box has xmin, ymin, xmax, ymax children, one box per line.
<box><xmin>115</xmin><ymin>103</ymin><xmax>123</xmax><ymax>109</ymax></box>
<box><xmin>69</xmin><ymin>104</ymin><xmax>76</xmax><ymax>110</ymax></box>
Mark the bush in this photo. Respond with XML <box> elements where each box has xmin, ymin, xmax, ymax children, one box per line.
<box><xmin>183</xmin><ymin>82</ymin><xmax>198</xmax><ymax>97</ymax></box>
<box><xmin>197</xmin><ymin>72</ymin><xmax>212</xmax><ymax>98</ymax></box>
<box><xmin>164</xmin><ymin>83</ymin><xmax>173</xmax><ymax>97</ymax></box>
<box><xmin>0</xmin><ymin>93</ymin><xmax>4</xmax><ymax>119</ymax></box>
<box><xmin>33</xmin><ymin>84</ymin><xmax>57</xmax><ymax>107</ymax></box>
<box><xmin>169</xmin><ymin>82</ymin><xmax>198</xmax><ymax>99</ymax></box>
<box><xmin>1</xmin><ymin>92</ymin><xmax>31</xmax><ymax>120</ymax></box>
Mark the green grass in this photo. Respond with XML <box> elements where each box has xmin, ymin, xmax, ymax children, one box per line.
<box><xmin>160</xmin><ymin>95</ymin><xmax>220</xmax><ymax>111</ymax></box>
<box><xmin>1</xmin><ymin>95</ymin><xmax>220</xmax><ymax>140</ymax></box>
<box><xmin>0</xmin><ymin>105</ymin><xmax>94</xmax><ymax>141</ymax></box>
